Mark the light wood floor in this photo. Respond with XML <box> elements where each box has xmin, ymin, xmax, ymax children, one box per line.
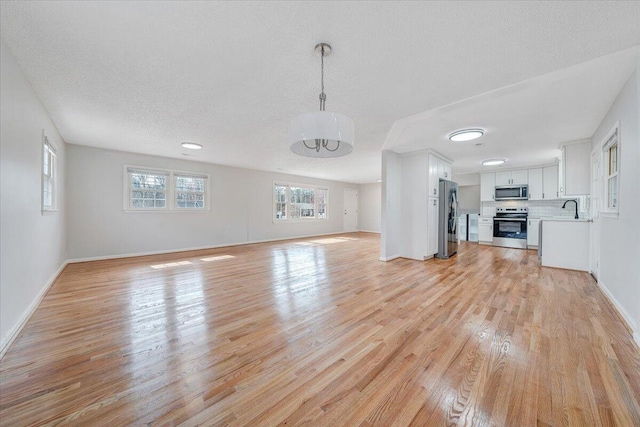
<box><xmin>1</xmin><ymin>233</ymin><xmax>639</xmax><ymax>426</ymax></box>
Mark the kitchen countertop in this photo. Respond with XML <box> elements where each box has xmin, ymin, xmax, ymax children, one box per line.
<box><xmin>538</xmin><ymin>217</ymin><xmax>590</xmax><ymax>222</ymax></box>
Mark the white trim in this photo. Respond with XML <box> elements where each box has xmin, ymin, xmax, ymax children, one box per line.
<box><xmin>600</xmin><ymin>212</ymin><xmax>619</xmax><ymax>219</ymax></box>
<box><xmin>358</xmin><ymin>230</ymin><xmax>381</xmax><ymax>234</ymax></box>
<box><xmin>634</xmin><ymin>332</ymin><xmax>640</xmax><ymax>349</ymax></box>
<box><xmin>595</xmin><ymin>278</ymin><xmax>638</xmax><ymax>335</ymax></box>
<box><xmin>379</xmin><ymin>254</ymin><xmax>400</xmax><ymax>262</ymax></box>
<box><xmin>67</xmin><ymin>231</ymin><xmax>352</xmax><ymax>264</ymax></box>
<box><xmin>600</xmin><ymin>121</ymin><xmax>620</xmax><ymax>216</ymax></box>
<box><xmin>0</xmin><ymin>261</ymin><xmax>68</xmax><ymax>359</ymax></box>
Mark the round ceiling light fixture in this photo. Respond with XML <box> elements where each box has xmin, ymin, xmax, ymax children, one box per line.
<box><xmin>449</xmin><ymin>129</ymin><xmax>484</xmax><ymax>142</ymax></box>
<box><xmin>181</xmin><ymin>142</ymin><xmax>202</xmax><ymax>150</ymax></box>
<box><xmin>290</xmin><ymin>43</ymin><xmax>354</xmax><ymax>158</ymax></box>
<box><xmin>482</xmin><ymin>158</ymin><xmax>506</xmax><ymax>166</ymax></box>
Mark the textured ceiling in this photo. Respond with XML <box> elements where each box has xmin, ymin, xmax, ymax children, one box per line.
<box><xmin>386</xmin><ymin>47</ymin><xmax>640</xmax><ymax>173</ymax></box>
<box><xmin>1</xmin><ymin>1</ymin><xmax>640</xmax><ymax>183</ymax></box>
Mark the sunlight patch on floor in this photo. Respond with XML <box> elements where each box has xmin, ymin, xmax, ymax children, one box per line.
<box><xmin>296</xmin><ymin>236</ymin><xmax>360</xmax><ymax>246</ymax></box>
<box><xmin>150</xmin><ymin>260</ymin><xmax>193</xmax><ymax>269</ymax></box>
<box><xmin>201</xmin><ymin>255</ymin><xmax>235</xmax><ymax>262</ymax></box>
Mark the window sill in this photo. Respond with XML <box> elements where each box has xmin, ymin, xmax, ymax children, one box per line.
<box><xmin>600</xmin><ymin>211</ymin><xmax>619</xmax><ymax>219</ymax></box>
<box><xmin>42</xmin><ymin>209</ymin><xmax>58</xmax><ymax>216</ymax></box>
<box><xmin>123</xmin><ymin>208</ymin><xmax>211</xmax><ymax>214</ymax></box>
<box><xmin>273</xmin><ymin>218</ymin><xmax>329</xmax><ymax>224</ymax></box>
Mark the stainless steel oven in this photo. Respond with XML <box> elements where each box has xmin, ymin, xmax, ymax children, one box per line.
<box><xmin>493</xmin><ymin>207</ymin><xmax>528</xmax><ymax>249</ymax></box>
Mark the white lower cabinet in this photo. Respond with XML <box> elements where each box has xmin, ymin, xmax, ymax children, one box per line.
<box><xmin>427</xmin><ymin>197</ymin><xmax>439</xmax><ymax>256</ymax></box>
<box><xmin>527</xmin><ymin>219</ymin><xmax>540</xmax><ymax>248</ymax></box>
<box><xmin>478</xmin><ymin>217</ymin><xmax>493</xmax><ymax>244</ymax></box>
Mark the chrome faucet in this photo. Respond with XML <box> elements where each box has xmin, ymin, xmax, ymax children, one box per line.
<box><xmin>562</xmin><ymin>199</ymin><xmax>579</xmax><ymax>219</ymax></box>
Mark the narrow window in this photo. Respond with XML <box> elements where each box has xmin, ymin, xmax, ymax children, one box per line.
<box><xmin>42</xmin><ymin>136</ymin><xmax>57</xmax><ymax>212</ymax></box>
<box><xmin>275</xmin><ymin>184</ymin><xmax>288</xmax><ymax>220</ymax></box>
<box><xmin>317</xmin><ymin>188</ymin><xmax>328</xmax><ymax>219</ymax></box>
<box><xmin>602</xmin><ymin>128</ymin><xmax>619</xmax><ymax>213</ymax></box>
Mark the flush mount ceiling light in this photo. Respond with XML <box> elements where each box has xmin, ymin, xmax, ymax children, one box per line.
<box><xmin>290</xmin><ymin>43</ymin><xmax>354</xmax><ymax>158</ymax></box>
<box><xmin>181</xmin><ymin>142</ymin><xmax>202</xmax><ymax>150</ymax></box>
<box><xmin>449</xmin><ymin>129</ymin><xmax>484</xmax><ymax>142</ymax></box>
<box><xmin>482</xmin><ymin>158</ymin><xmax>506</xmax><ymax>166</ymax></box>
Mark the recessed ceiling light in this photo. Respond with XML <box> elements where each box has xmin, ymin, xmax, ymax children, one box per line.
<box><xmin>482</xmin><ymin>158</ymin><xmax>506</xmax><ymax>166</ymax></box>
<box><xmin>181</xmin><ymin>142</ymin><xmax>202</xmax><ymax>150</ymax></box>
<box><xmin>376</xmin><ymin>179</ymin><xmax>382</xmax><ymax>182</ymax></box>
<box><xmin>449</xmin><ymin>129</ymin><xmax>484</xmax><ymax>142</ymax></box>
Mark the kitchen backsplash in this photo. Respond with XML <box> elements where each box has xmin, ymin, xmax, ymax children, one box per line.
<box><xmin>481</xmin><ymin>197</ymin><xmax>588</xmax><ymax>218</ymax></box>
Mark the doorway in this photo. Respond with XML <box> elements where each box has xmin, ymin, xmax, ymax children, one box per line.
<box><xmin>590</xmin><ymin>145</ymin><xmax>600</xmax><ymax>280</ymax></box>
<box><xmin>343</xmin><ymin>188</ymin><xmax>358</xmax><ymax>232</ymax></box>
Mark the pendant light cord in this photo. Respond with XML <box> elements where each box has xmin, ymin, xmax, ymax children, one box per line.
<box><xmin>319</xmin><ymin>47</ymin><xmax>326</xmax><ymax>111</ymax></box>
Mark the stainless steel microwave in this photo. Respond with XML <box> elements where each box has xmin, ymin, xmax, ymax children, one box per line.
<box><xmin>495</xmin><ymin>185</ymin><xmax>528</xmax><ymax>201</ymax></box>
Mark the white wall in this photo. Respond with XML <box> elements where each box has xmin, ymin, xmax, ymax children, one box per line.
<box><xmin>358</xmin><ymin>183</ymin><xmax>381</xmax><ymax>233</ymax></box>
<box><xmin>400</xmin><ymin>152</ymin><xmax>428</xmax><ymax>260</ymax></box>
<box><xmin>0</xmin><ymin>42</ymin><xmax>67</xmax><ymax>351</ymax></box>
<box><xmin>452</xmin><ymin>172</ymin><xmax>480</xmax><ymax>186</ymax></box>
<box><xmin>591</xmin><ymin>66</ymin><xmax>640</xmax><ymax>342</ymax></box>
<box><xmin>66</xmin><ymin>145</ymin><xmax>359</xmax><ymax>259</ymax></box>
<box><xmin>380</xmin><ymin>150</ymin><xmax>402</xmax><ymax>260</ymax></box>
<box><xmin>458</xmin><ymin>185</ymin><xmax>481</xmax><ymax>213</ymax></box>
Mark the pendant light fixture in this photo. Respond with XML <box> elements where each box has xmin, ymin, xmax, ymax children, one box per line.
<box><xmin>290</xmin><ymin>43</ymin><xmax>354</xmax><ymax>158</ymax></box>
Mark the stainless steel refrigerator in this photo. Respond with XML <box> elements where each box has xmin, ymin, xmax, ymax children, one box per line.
<box><xmin>436</xmin><ymin>179</ymin><xmax>459</xmax><ymax>259</ymax></box>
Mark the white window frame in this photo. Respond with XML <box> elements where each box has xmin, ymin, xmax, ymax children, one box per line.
<box><xmin>600</xmin><ymin>122</ymin><xmax>620</xmax><ymax>218</ymax></box>
<box><xmin>42</xmin><ymin>134</ymin><xmax>57</xmax><ymax>214</ymax></box>
<box><xmin>273</xmin><ymin>181</ymin><xmax>329</xmax><ymax>223</ymax></box>
<box><xmin>123</xmin><ymin>165</ymin><xmax>210</xmax><ymax>212</ymax></box>
<box><xmin>173</xmin><ymin>172</ymin><xmax>209</xmax><ymax>210</ymax></box>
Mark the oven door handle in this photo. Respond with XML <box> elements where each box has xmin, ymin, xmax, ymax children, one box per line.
<box><xmin>494</xmin><ymin>218</ymin><xmax>527</xmax><ymax>222</ymax></box>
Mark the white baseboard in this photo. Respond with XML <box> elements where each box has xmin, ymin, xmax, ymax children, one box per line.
<box><xmin>595</xmin><ymin>279</ymin><xmax>638</xmax><ymax>337</ymax></box>
<box><xmin>358</xmin><ymin>230</ymin><xmax>381</xmax><ymax>234</ymax></box>
<box><xmin>67</xmin><ymin>231</ymin><xmax>354</xmax><ymax>264</ymax></box>
<box><xmin>379</xmin><ymin>254</ymin><xmax>400</xmax><ymax>262</ymax></box>
<box><xmin>0</xmin><ymin>261</ymin><xmax>68</xmax><ymax>359</ymax></box>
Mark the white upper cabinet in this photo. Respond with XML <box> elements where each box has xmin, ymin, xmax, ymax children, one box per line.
<box><xmin>428</xmin><ymin>154</ymin><xmax>452</xmax><ymax>198</ymax></box>
<box><xmin>561</xmin><ymin>142</ymin><xmax>590</xmax><ymax>196</ymax></box>
<box><xmin>542</xmin><ymin>165</ymin><xmax>559</xmax><ymax>199</ymax></box>
<box><xmin>495</xmin><ymin>170</ymin><xmax>527</xmax><ymax>186</ymax></box>
<box><xmin>495</xmin><ymin>171</ymin><xmax>510</xmax><ymax>186</ymax></box>
<box><xmin>510</xmin><ymin>170</ymin><xmax>528</xmax><ymax>185</ymax></box>
<box><xmin>428</xmin><ymin>155</ymin><xmax>439</xmax><ymax>197</ymax></box>
<box><xmin>480</xmin><ymin>173</ymin><xmax>495</xmax><ymax>201</ymax></box>
<box><xmin>528</xmin><ymin>168</ymin><xmax>543</xmax><ymax>200</ymax></box>
<box><xmin>443</xmin><ymin>162</ymin><xmax>452</xmax><ymax>180</ymax></box>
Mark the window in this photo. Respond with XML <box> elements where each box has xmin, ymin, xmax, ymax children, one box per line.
<box><xmin>602</xmin><ymin>126</ymin><xmax>619</xmax><ymax>215</ymax></box>
<box><xmin>275</xmin><ymin>184</ymin><xmax>287</xmax><ymax>220</ymax></box>
<box><xmin>175</xmin><ymin>174</ymin><xmax>207</xmax><ymax>209</ymax></box>
<box><xmin>129</xmin><ymin>169</ymin><xmax>168</xmax><ymax>209</ymax></box>
<box><xmin>273</xmin><ymin>182</ymin><xmax>328</xmax><ymax>222</ymax></box>
<box><xmin>317</xmin><ymin>188</ymin><xmax>327</xmax><ymax>219</ymax></box>
<box><xmin>290</xmin><ymin>187</ymin><xmax>315</xmax><ymax>219</ymax></box>
<box><xmin>42</xmin><ymin>136</ymin><xmax>57</xmax><ymax>212</ymax></box>
<box><xmin>125</xmin><ymin>166</ymin><xmax>209</xmax><ymax>211</ymax></box>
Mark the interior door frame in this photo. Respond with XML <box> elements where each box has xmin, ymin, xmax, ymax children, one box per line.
<box><xmin>589</xmin><ymin>143</ymin><xmax>601</xmax><ymax>280</ymax></box>
<box><xmin>343</xmin><ymin>188</ymin><xmax>358</xmax><ymax>232</ymax></box>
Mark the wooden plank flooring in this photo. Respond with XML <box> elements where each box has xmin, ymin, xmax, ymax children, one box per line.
<box><xmin>1</xmin><ymin>233</ymin><xmax>639</xmax><ymax>426</ymax></box>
